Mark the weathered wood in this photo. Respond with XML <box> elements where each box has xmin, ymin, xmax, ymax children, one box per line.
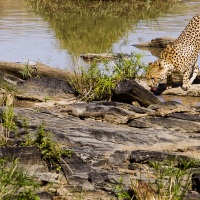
<box><xmin>112</xmin><ymin>79</ymin><xmax>160</xmax><ymax>107</ymax></box>
<box><xmin>0</xmin><ymin>61</ymin><xmax>70</xmax><ymax>81</ymax></box>
<box><xmin>80</xmin><ymin>53</ymin><xmax>129</xmax><ymax>60</ymax></box>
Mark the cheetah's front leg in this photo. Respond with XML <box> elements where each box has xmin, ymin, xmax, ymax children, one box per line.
<box><xmin>182</xmin><ymin>61</ymin><xmax>199</xmax><ymax>91</ymax></box>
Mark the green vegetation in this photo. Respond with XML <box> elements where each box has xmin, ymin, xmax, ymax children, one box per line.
<box><xmin>146</xmin><ymin>158</ymin><xmax>195</xmax><ymax>200</ymax></box>
<box><xmin>0</xmin><ymin>77</ymin><xmax>16</xmax><ymax>93</ymax></box>
<box><xmin>0</xmin><ymin>106</ymin><xmax>17</xmax><ymax>145</ymax></box>
<box><xmin>20</xmin><ymin>63</ymin><xmax>40</xmax><ymax>79</ymax></box>
<box><xmin>114</xmin><ymin>158</ymin><xmax>198</xmax><ymax>200</ymax></box>
<box><xmin>33</xmin><ymin>123</ymin><xmax>73</xmax><ymax>172</ymax></box>
<box><xmin>0</xmin><ymin>106</ymin><xmax>73</xmax><ymax>170</ymax></box>
<box><xmin>0</xmin><ymin>106</ymin><xmax>73</xmax><ymax>196</ymax></box>
<box><xmin>68</xmin><ymin>52</ymin><xmax>147</xmax><ymax>101</ymax></box>
<box><xmin>0</xmin><ymin>158</ymin><xmax>39</xmax><ymax>200</ymax></box>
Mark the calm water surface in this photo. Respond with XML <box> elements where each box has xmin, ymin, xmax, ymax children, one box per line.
<box><xmin>0</xmin><ymin>0</ymin><xmax>199</xmax><ymax>69</ymax></box>
<box><xmin>0</xmin><ymin>0</ymin><xmax>200</xmax><ymax>106</ymax></box>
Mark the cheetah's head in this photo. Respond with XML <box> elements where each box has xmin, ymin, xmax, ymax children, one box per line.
<box><xmin>146</xmin><ymin>59</ymin><xmax>170</xmax><ymax>92</ymax></box>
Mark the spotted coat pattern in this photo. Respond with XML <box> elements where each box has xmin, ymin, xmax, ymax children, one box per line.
<box><xmin>146</xmin><ymin>14</ymin><xmax>200</xmax><ymax>91</ymax></box>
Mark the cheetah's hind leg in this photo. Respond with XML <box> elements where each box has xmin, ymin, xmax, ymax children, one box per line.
<box><xmin>182</xmin><ymin>61</ymin><xmax>199</xmax><ymax>91</ymax></box>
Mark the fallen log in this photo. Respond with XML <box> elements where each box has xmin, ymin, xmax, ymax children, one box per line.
<box><xmin>80</xmin><ymin>53</ymin><xmax>129</xmax><ymax>60</ymax></box>
<box><xmin>0</xmin><ymin>61</ymin><xmax>70</xmax><ymax>81</ymax></box>
<box><xmin>112</xmin><ymin>79</ymin><xmax>160</xmax><ymax>107</ymax></box>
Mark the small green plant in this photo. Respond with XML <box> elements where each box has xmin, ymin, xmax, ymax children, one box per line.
<box><xmin>0</xmin><ymin>106</ymin><xmax>17</xmax><ymax>144</ymax></box>
<box><xmin>34</xmin><ymin>123</ymin><xmax>73</xmax><ymax>172</ymax></box>
<box><xmin>113</xmin><ymin>52</ymin><xmax>147</xmax><ymax>80</ymax></box>
<box><xmin>0</xmin><ymin>77</ymin><xmax>16</xmax><ymax>93</ymax></box>
<box><xmin>148</xmin><ymin>158</ymin><xmax>195</xmax><ymax>200</ymax></box>
<box><xmin>20</xmin><ymin>63</ymin><xmax>40</xmax><ymax>79</ymax></box>
<box><xmin>114</xmin><ymin>176</ymin><xmax>132</xmax><ymax>200</ymax></box>
<box><xmin>20</xmin><ymin>64</ymin><xmax>33</xmax><ymax>79</ymax></box>
<box><xmin>69</xmin><ymin>52</ymin><xmax>147</xmax><ymax>101</ymax></box>
<box><xmin>44</xmin><ymin>96</ymin><xmax>51</xmax><ymax>103</ymax></box>
<box><xmin>114</xmin><ymin>158</ymin><xmax>196</xmax><ymax>200</ymax></box>
<box><xmin>21</xmin><ymin>118</ymin><xmax>30</xmax><ymax>135</ymax></box>
<box><xmin>0</xmin><ymin>158</ymin><xmax>39</xmax><ymax>200</ymax></box>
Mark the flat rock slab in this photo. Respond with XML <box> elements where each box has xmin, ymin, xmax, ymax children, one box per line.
<box><xmin>162</xmin><ymin>84</ymin><xmax>200</xmax><ymax>97</ymax></box>
<box><xmin>134</xmin><ymin>36</ymin><xmax>176</xmax><ymax>48</ymax></box>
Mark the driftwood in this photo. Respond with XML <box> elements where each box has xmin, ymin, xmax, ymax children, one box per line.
<box><xmin>80</xmin><ymin>53</ymin><xmax>129</xmax><ymax>60</ymax></box>
<box><xmin>0</xmin><ymin>61</ymin><xmax>70</xmax><ymax>81</ymax></box>
<box><xmin>112</xmin><ymin>79</ymin><xmax>160</xmax><ymax>107</ymax></box>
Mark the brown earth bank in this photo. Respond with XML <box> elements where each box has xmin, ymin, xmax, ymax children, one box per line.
<box><xmin>0</xmin><ymin>61</ymin><xmax>200</xmax><ymax>199</ymax></box>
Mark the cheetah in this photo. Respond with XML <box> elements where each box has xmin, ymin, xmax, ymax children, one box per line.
<box><xmin>146</xmin><ymin>14</ymin><xmax>200</xmax><ymax>91</ymax></box>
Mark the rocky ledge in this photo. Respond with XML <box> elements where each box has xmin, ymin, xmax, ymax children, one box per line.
<box><xmin>1</xmin><ymin>100</ymin><xmax>200</xmax><ymax>199</ymax></box>
<box><xmin>0</xmin><ymin>61</ymin><xmax>200</xmax><ymax>199</ymax></box>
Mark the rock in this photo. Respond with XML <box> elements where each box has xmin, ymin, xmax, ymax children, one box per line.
<box><xmin>88</xmin><ymin>171</ymin><xmax>108</xmax><ymax>184</ymax></box>
<box><xmin>130</xmin><ymin>150</ymin><xmax>194</xmax><ymax>164</ymax></box>
<box><xmin>148</xmin><ymin>101</ymin><xmax>193</xmax><ymax>117</ymax></box>
<box><xmin>64</xmin><ymin>101</ymin><xmax>153</xmax><ymax>124</ymax></box>
<box><xmin>1</xmin><ymin>101</ymin><xmax>200</xmax><ymax>199</ymax></box>
<box><xmin>183</xmin><ymin>191</ymin><xmax>200</xmax><ymax>200</ymax></box>
<box><xmin>60</xmin><ymin>153</ymin><xmax>91</xmax><ymax>176</ymax></box>
<box><xmin>162</xmin><ymin>84</ymin><xmax>200</xmax><ymax>97</ymax></box>
<box><xmin>107</xmin><ymin>150</ymin><xmax>130</xmax><ymax>168</ymax></box>
<box><xmin>133</xmin><ymin>37</ymin><xmax>176</xmax><ymax>57</ymax></box>
<box><xmin>112</xmin><ymin>79</ymin><xmax>160</xmax><ymax>107</ymax></box>
<box><xmin>37</xmin><ymin>192</ymin><xmax>53</xmax><ymax>200</ymax></box>
<box><xmin>135</xmin><ymin>116</ymin><xmax>200</xmax><ymax>132</ymax></box>
<box><xmin>16</xmin><ymin>77</ymin><xmax>77</xmax><ymax>102</ymax></box>
<box><xmin>0</xmin><ymin>146</ymin><xmax>44</xmax><ymax>164</ymax></box>
<box><xmin>130</xmin><ymin>150</ymin><xmax>170</xmax><ymax>163</ymax></box>
<box><xmin>134</xmin><ymin>36</ymin><xmax>175</xmax><ymax>48</ymax></box>
<box><xmin>192</xmin><ymin>173</ymin><xmax>200</xmax><ymax>193</ymax></box>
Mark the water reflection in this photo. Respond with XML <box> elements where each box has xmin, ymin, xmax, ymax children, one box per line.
<box><xmin>31</xmin><ymin>0</ymin><xmax>182</xmax><ymax>62</ymax></box>
<box><xmin>158</xmin><ymin>95</ymin><xmax>200</xmax><ymax>108</ymax></box>
<box><xmin>0</xmin><ymin>0</ymin><xmax>71</xmax><ymax>69</ymax></box>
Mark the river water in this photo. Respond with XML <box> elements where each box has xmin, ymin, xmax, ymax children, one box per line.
<box><xmin>0</xmin><ymin>0</ymin><xmax>200</xmax><ymax>106</ymax></box>
<box><xmin>0</xmin><ymin>0</ymin><xmax>199</xmax><ymax>69</ymax></box>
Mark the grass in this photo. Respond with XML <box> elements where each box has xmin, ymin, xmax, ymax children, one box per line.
<box><xmin>0</xmin><ymin>105</ymin><xmax>73</xmax><ymax>171</ymax></box>
<box><xmin>20</xmin><ymin>63</ymin><xmax>40</xmax><ymax>80</ymax></box>
<box><xmin>0</xmin><ymin>107</ymin><xmax>74</xmax><ymax>197</ymax></box>
<box><xmin>114</xmin><ymin>158</ymin><xmax>198</xmax><ymax>200</ymax></box>
<box><xmin>33</xmin><ymin>123</ymin><xmax>73</xmax><ymax>172</ymax></box>
<box><xmin>0</xmin><ymin>158</ymin><xmax>39</xmax><ymax>200</ymax></box>
<box><xmin>68</xmin><ymin>52</ymin><xmax>147</xmax><ymax>101</ymax></box>
<box><xmin>0</xmin><ymin>106</ymin><xmax>17</xmax><ymax>145</ymax></box>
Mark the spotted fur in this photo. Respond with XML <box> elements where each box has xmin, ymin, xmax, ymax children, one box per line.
<box><xmin>146</xmin><ymin>14</ymin><xmax>200</xmax><ymax>91</ymax></box>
